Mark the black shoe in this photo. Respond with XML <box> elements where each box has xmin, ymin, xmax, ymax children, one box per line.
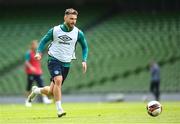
<box><xmin>57</xmin><ymin>111</ymin><xmax>66</xmax><ymax>118</ymax></box>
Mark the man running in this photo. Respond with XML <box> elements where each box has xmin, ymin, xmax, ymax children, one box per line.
<box><xmin>27</xmin><ymin>8</ymin><xmax>88</xmax><ymax>117</ymax></box>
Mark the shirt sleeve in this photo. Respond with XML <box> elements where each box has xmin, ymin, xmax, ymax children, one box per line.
<box><xmin>25</xmin><ymin>51</ymin><xmax>30</xmax><ymax>61</ymax></box>
<box><xmin>77</xmin><ymin>30</ymin><xmax>89</xmax><ymax>62</ymax></box>
<box><xmin>37</xmin><ymin>28</ymin><xmax>53</xmax><ymax>53</ymax></box>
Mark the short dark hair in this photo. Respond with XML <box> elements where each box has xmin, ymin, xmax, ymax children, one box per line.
<box><xmin>65</xmin><ymin>8</ymin><xmax>78</xmax><ymax>15</ymax></box>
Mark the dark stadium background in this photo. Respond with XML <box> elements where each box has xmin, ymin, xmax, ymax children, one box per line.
<box><xmin>0</xmin><ymin>0</ymin><xmax>180</xmax><ymax>102</ymax></box>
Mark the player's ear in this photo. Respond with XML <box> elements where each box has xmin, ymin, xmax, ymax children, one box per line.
<box><xmin>64</xmin><ymin>15</ymin><xmax>67</xmax><ymax>21</ymax></box>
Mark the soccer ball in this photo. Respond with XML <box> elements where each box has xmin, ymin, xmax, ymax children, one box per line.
<box><xmin>146</xmin><ymin>101</ymin><xmax>162</xmax><ymax>117</ymax></box>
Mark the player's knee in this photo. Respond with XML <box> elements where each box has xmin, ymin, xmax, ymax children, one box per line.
<box><xmin>54</xmin><ymin>76</ymin><xmax>63</xmax><ymax>86</ymax></box>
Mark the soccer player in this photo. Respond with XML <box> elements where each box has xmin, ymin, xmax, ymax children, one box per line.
<box><xmin>25</xmin><ymin>40</ymin><xmax>52</xmax><ymax>107</ymax></box>
<box><xmin>27</xmin><ymin>8</ymin><xmax>88</xmax><ymax>117</ymax></box>
<box><xmin>150</xmin><ymin>60</ymin><xmax>160</xmax><ymax>101</ymax></box>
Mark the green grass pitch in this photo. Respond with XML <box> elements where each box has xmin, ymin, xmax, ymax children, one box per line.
<box><xmin>1</xmin><ymin>102</ymin><xmax>180</xmax><ymax>124</ymax></box>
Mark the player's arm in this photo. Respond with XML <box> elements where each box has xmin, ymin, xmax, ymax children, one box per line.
<box><xmin>77</xmin><ymin>30</ymin><xmax>89</xmax><ymax>73</ymax></box>
<box><xmin>35</xmin><ymin>28</ymin><xmax>53</xmax><ymax>60</ymax></box>
<box><xmin>25</xmin><ymin>51</ymin><xmax>36</xmax><ymax>72</ymax></box>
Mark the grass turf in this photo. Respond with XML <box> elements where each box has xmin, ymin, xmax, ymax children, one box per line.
<box><xmin>0</xmin><ymin>102</ymin><xmax>180</xmax><ymax>124</ymax></box>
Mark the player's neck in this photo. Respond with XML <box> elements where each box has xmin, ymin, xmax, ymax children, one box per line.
<box><xmin>30</xmin><ymin>49</ymin><xmax>36</xmax><ymax>52</ymax></box>
<box><xmin>63</xmin><ymin>22</ymin><xmax>73</xmax><ymax>32</ymax></box>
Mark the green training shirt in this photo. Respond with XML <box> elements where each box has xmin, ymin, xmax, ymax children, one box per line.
<box><xmin>37</xmin><ymin>23</ymin><xmax>88</xmax><ymax>67</ymax></box>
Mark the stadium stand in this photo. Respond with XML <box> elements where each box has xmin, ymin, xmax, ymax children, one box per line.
<box><xmin>0</xmin><ymin>7</ymin><xmax>180</xmax><ymax>95</ymax></box>
<box><xmin>0</xmin><ymin>6</ymin><xmax>111</xmax><ymax>95</ymax></box>
<box><xmin>63</xmin><ymin>12</ymin><xmax>180</xmax><ymax>94</ymax></box>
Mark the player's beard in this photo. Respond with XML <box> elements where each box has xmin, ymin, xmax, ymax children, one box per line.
<box><xmin>67</xmin><ymin>22</ymin><xmax>75</xmax><ymax>28</ymax></box>
<box><xmin>70</xmin><ymin>23</ymin><xmax>75</xmax><ymax>28</ymax></box>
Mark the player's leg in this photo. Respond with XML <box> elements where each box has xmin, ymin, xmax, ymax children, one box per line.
<box><xmin>53</xmin><ymin>75</ymin><xmax>66</xmax><ymax>117</ymax></box>
<box><xmin>151</xmin><ymin>82</ymin><xmax>156</xmax><ymax>100</ymax></box>
<box><xmin>35</xmin><ymin>75</ymin><xmax>52</xmax><ymax>104</ymax></box>
<box><xmin>40</xmin><ymin>85</ymin><xmax>52</xmax><ymax>96</ymax></box>
<box><xmin>37</xmin><ymin>81</ymin><xmax>54</xmax><ymax>96</ymax></box>
<box><xmin>27</xmin><ymin>77</ymin><xmax>53</xmax><ymax>103</ymax></box>
<box><xmin>62</xmin><ymin>66</ymin><xmax>70</xmax><ymax>85</ymax></box>
<box><xmin>55</xmin><ymin>66</ymin><xmax>69</xmax><ymax>117</ymax></box>
<box><xmin>157</xmin><ymin>81</ymin><xmax>160</xmax><ymax>101</ymax></box>
<box><xmin>25</xmin><ymin>75</ymin><xmax>34</xmax><ymax>107</ymax></box>
<box><xmin>25</xmin><ymin>75</ymin><xmax>33</xmax><ymax>96</ymax></box>
<box><xmin>154</xmin><ymin>81</ymin><xmax>160</xmax><ymax>101</ymax></box>
<box><xmin>27</xmin><ymin>83</ymin><xmax>53</xmax><ymax>103</ymax></box>
<box><xmin>49</xmin><ymin>81</ymin><xmax>54</xmax><ymax>95</ymax></box>
<box><xmin>32</xmin><ymin>80</ymin><xmax>54</xmax><ymax>96</ymax></box>
<box><xmin>53</xmin><ymin>76</ymin><xmax>62</xmax><ymax>100</ymax></box>
<box><xmin>48</xmin><ymin>59</ymin><xmax>70</xmax><ymax>117</ymax></box>
<box><xmin>150</xmin><ymin>81</ymin><xmax>153</xmax><ymax>93</ymax></box>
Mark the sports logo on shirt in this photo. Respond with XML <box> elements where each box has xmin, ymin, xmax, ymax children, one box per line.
<box><xmin>58</xmin><ymin>35</ymin><xmax>72</xmax><ymax>45</ymax></box>
<box><xmin>54</xmin><ymin>70</ymin><xmax>59</xmax><ymax>75</ymax></box>
<box><xmin>58</xmin><ymin>35</ymin><xmax>72</xmax><ymax>42</ymax></box>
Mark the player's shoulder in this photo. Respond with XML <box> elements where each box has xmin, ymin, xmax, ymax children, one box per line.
<box><xmin>52</xmin><ymin>24</ymin><xmax>63</xmax><ymax>32</ymax></box>
<box><xmin>25</xmin><ymin>50</ymin><xmax>31</xmax><ymax>55</ymax></box>
<box><xmin>54</xmin><ymin>25</ymin><xmax>60</xmax><ymax>28</ymax></box>
<box><xmin>72</xmin><ymin>26</ymin><xmax>80</xmax><ymax>32</ymax></box>
<box><xmin>77</xmin><ymin>29</ymin><xmax>86</xmax><ymax>41</ymax></box>
<box><xmin>25</xmin><ymin>50</ymin><xmax>31</xmax><ymax>58</ymax></box>
<box><xmin>78</xmin><ymin>28</ymin><xmax>82</xmax><ymax>32</ymax></box>
<box><xmin>52</xmin><ymin>25</ymin><xmax>59</xmax><ymax>31</ymax></box>
<box><xmin>78</xmin><ymin>29</ymin><xmax>85</xmax><ymax>36</ymax></box>
<box><xmin>75</xmin><ymin>26</ymin><xmax>83</xmax><ymax>33</ymax></box>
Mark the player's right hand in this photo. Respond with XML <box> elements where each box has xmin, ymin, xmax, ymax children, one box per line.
<box><xmin>34</xmin><ymin>53</ymin><xmax>42</xmax><ymax>60</ymax></box>
<box><xmin>82</xmin><ymin>61</ymin><xmax>87</xmax><ymax>74</ymax></box>
<box><xmin>30</xmin><ymin>66</ymin><xmax>36</xmax><ymax>73</ymax></box>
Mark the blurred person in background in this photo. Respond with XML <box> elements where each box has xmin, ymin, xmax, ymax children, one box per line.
<box><xmin>150</xmin><ymin>60</ymin><xmax>160</xmax><ymax>101</ymax></box>
<box><xmin>27</xmin><ymin>8</ymin><xmax>88</xmax><ymax>117</ymax></box>
<box><xmin>25</xmin><ymin>40</ymin><xmax>52</xmax><ymax>107</ymax></box>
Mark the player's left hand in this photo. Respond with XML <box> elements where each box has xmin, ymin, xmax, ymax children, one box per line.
<box><xmin>82</xmin><ymin>62</ymin><xmax>87</xmax><ymax>74</ymax></box>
